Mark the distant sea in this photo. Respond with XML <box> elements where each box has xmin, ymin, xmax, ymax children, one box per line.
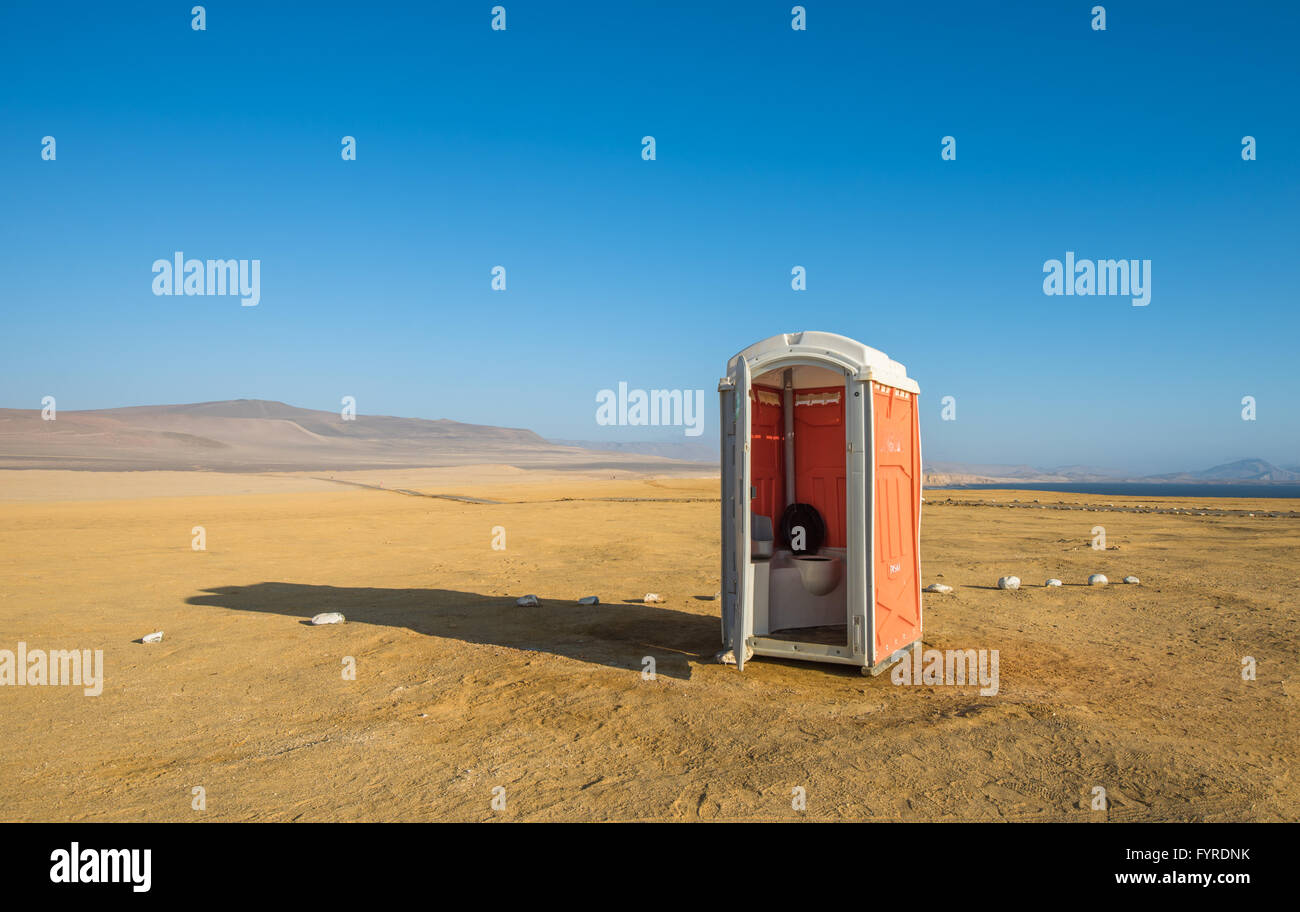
<box><xmin>929</xmin><ymin>482</ymin><xmax>1300</xmax><ymax>499</ymax></box>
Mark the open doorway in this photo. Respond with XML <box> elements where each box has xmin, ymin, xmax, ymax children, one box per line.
<box><xmin>748</xmin><ymin>364</ymin><xmax>850</xmax><ymax>651</ymax></box>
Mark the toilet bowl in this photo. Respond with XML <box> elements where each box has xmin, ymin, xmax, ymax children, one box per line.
<box><xmin>794</xmin><ymin>554</ymin><xmax>841</xmax><ymax>596</ymax></box>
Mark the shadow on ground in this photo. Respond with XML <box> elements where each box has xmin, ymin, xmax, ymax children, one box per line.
<box><xmin>188</xmin><ymin>582</ymin><xmax>719</xmax><ymax>680</ymax></box>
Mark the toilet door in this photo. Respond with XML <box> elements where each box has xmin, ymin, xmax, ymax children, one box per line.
<box><xmin>725</xmin><ymin>356</ymin><xmax>753</xmax><ymax>669</ymax></box>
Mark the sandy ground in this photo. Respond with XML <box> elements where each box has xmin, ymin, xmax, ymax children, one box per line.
<box><xmin>0</xmin><ymin>471</ymin><xmax>1295</xmax><ymax>821</ymax></box>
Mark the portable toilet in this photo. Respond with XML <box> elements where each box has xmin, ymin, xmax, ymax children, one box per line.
<box><xmin>718</xmin><ymin>331</ymin><xmax>922</xmax><ymax>674</ymax></box>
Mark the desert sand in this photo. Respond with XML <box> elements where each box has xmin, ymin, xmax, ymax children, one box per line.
<box><xmin>0</xmin><ymin>470</ymin><xmax>1295</xmax><ymax>821</ymax></box>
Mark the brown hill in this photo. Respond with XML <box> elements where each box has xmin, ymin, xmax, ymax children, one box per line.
<box><xmin>0</xmin><ymin>399</ymin><xmax>707</xmax><ymax>473</ymax></box>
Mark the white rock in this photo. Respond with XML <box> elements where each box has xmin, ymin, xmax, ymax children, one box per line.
<box><xmin>1123</xmin><ymin>576</ymin><xmax>1140</xmax><ymax>584</ymax></box>
<box><xmin>715</xmin><ymin>644</ymin><xmax>754</xmax><ymax>665</ymax></box>
<box><xmin>1088</xmin><ymin>574</ymin><xmax>1108</xmax><ymax>586</ymax></box>
<box><xmin>516</xmin><ymin>595</ymin><xmax>540</xmax><ymax>607</ymax></box>
<box><xmin>578</xmin><ymin>596</ymin><xmax>600</xmax><ymax>605</ymax></box>
<box><xmin>643</xmin><ymin>593</ymin><xmax>663</xmax><ymax>603</ymax></box>
<box><xmin>310</xmin><ymin>612</ymin><xmax>346</xmax><ymax>625</ymax></box>
<box><xmin>1044</xmin><ymin>579</ymin><xmax>1063</xmax><ymax>587</ymax></box>
<box><xmin>997</xmin><ymin>576</ymin><xmax>1021</xmax><ymax>590</ymax></box>
<box><xmin>923</xmin><ymin>583</ymin><xmax>953</xmax><ymax>593</ymax></box>
<box><xmin>712</xmin><ymin>590</ymin><xmax>722</xmax><ymax>600</ymax></box>
<box><xmin>141</xmin><ymin>631</ymin><xmax>164</xmax><ymax>643</ymax></box>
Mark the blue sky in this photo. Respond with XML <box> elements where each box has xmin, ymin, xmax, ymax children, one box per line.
<box><xmin>1</xmin><ymin>0</ymin><xmax>1296</xmax><ymax>474</ymax></box>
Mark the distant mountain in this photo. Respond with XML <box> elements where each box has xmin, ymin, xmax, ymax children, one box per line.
<box><xmin>0</xmin><ymin>399</ymin><xmax>711</xmax><ymax>473</ymax></box>
<box><xmin>1043</xmin><ymin>464</ymin><xmax>1131</xmax><ymax>480</ymax></box>
<box><xmin>549</xmin><ymin>438</ymin><xmax>719</xmax><ymax>463</ymax></box>
<box><xmin>4</xmin><ymin>403</ymin><xmax>1288</xmax><ymax>483</ymax></box>
<box><xmin>923</xmin><ymin>461</ymin><xmax>1127</xmax><ymax>485</ymax></box>
<box><xmin>1148</xmin><ymin>458</ymin><xmax>1300</xmax><ymax>483</ymax></box>
<box><xmin>925</xmin><ymin>458</ymin><xmax>1300</xmax><ymax>486</ymax></box>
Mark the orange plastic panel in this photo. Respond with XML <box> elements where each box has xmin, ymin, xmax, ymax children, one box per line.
<box><xmin>793</xmin><ymin>387</ymin><xmax>847</xmax><ymax>548</ymax></box>
<box><xmin>872</xmin><ymin>382</ymin><xmax>921</xmax><ymax>659</ymax></box>
<box><xmin>749</xmin><ymin>385</ymin><xmax>785</xmax><ymax>536</ymax></box>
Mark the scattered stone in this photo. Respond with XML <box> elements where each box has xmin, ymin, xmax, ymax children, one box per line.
<box><xmin>515</xmin><ymin>595</ymin><xmax>540</xmax><ymax>607</ymax></box>
<box><xmin>712</xmin><ymin>590</ymin><xmax>721</xmax><ymax>600</ymax></box>
<box><xmin>1123</xmin><ymin>576</ymin><xmax>1140</xmax><ymax>584</ymax></box>
<box><xmin>923</xmin><ymin>583</ymin><xmax>953</xmax><ymax>594</ymax></box>
<box><xmin>1044</xmin><ymin>579</ymin><xmax>1062</xmax><ymax>588</ymax></box>
<box><xmin>578</xmin><ymin>596</ymin><xmax>600</xmax><ymax>605</ymax></box>
<box><xmin>310</xmin><ymin>612</ymin><xmax>345</xmax><ymax>625</ymax></box>
<box><xmin>715</xmin><ymin>644</ymin><xmax>754</xmax><ymax>665</ymax></box>
<box><xmin>141</xmin><ymin>631</ymin><xmax>164</xmax><ymax>643</ymax></box>
<box><xmin>643</xmin><ymin>593</ymin><xmax>663</xmax><ymax>603</ymax></box>
<box><xmin>997</xmin><ymin>576</ymin><xmax>1021</xmax><ymax>590</ymax></box>
<box><xmin>1088</xmin><ymin>574</ymin><xmax>1108</xmax><ymax>586</ymax></box>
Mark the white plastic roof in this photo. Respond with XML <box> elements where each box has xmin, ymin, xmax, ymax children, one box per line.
<box><xmin>728</xmin><ymin>331</ymin><xmax>919</xmax><ymax>393</ymax></box>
